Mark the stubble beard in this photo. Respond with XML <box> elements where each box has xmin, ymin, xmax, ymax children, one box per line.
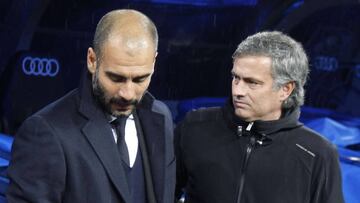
<box><xmin>92</xmin><ymin>68</ymin><xmax>139</xmax><ymax>117</ymax></box>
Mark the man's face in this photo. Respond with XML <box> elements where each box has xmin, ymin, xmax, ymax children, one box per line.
<box><xmin>231</xmin><ymin>55</ymin><xmax>290</xmax><ymax>122</ymax></box>
<box><xmin>87</xmin><ymin>39</ymin><xmax>156</xmax><ymax>117</ymax></box>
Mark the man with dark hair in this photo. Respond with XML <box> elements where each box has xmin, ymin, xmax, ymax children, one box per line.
<box><xmin>175</xmin><ymin>31</ymin><xmax>344</xmax><ymax>203</ymax></box>
<box><xmin>7</xmin><ymin>9</ymin><xmax>175</xmax><ymax>203</ymax></box>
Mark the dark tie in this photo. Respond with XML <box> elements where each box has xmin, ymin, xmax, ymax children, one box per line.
<box><xmin>112</xmin><ymin>116</ymin><xmax>130</xmax><ymax>167</ymax></box>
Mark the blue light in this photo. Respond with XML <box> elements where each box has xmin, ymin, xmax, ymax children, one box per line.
<box><xmin>313</xmin><ymin>56</ymin><xmax>339</xmax><ymax>72</ymax></box>
<box><xmin>22</xmin><ymin>56</ymin><xmax>60</xmax><ymax>77</ymax></box>
<box><xmin>355</xmin><ymin>64</ymin><xmax>360</xmax><ymax>79</ymax></box>
<box><xmin>284</xmin><ymin>0</ymin><xmax>304</xmax><ymax>16</ymax></box>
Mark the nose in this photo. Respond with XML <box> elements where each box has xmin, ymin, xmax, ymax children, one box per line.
<box><xmin>118</xmin><ymin>81</ymin><xmax>136</xmax><ymax>101</ymax></box>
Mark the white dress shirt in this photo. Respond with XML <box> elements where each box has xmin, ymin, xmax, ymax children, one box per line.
<box><xmin>111</xmin><ymin>114</ymin><xmax>138</xmax><ymax>168</ymax></box>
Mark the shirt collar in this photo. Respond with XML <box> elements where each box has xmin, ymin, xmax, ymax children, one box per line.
<box><xmin>109</xmin><ymin>114</ymin><xmax>134</xmax><ymax>123</ymax></box>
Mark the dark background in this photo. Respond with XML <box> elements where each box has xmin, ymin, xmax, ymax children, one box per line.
<box><xmin>1</xmin><ymin>0</ymin><xmax>360</xmax><ymax>134</ymax></box>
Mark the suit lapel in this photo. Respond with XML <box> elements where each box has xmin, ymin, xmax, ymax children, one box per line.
<box><xmin>82</xmin><ymin>120</ymin><xmax>131</xmax><ymax>203</ymax></box>
<box><xmin>78</xmin><ymin>74</ymin><xmax>131</xmax><ymax>203</ymax></box>
<box><xmin>137</xmin><ymin>108</ymin><xmax>165</xmax><ymax>203</ymax></box>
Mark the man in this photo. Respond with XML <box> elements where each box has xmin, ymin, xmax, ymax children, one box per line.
<box><xmin>7</xmin><ymin>9</ymin><xmax>175</xmax><ymax>203</ymax></box>
<box><xmin>175</xmin><ymin>31</ymin><xmax>344</xmax><ymax>203</ymax></box>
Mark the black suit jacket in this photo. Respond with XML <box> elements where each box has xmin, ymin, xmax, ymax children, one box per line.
<box><xmin>6</xmin><ymin>75</ymin><xmax>175</xmax><ymax>203</ymax></box>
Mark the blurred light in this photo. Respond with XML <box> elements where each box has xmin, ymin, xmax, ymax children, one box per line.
<box><xmin>133</xmin><ymin>0</ymin><xmax>257</xmax><ymax>6</ymax></box>
<box><xmin>314</xmin><ymin>56</ymin><xmax>339</xmax><ymax>72</ymax></box>
<box><xmin>284</xmin><ymin>0</ymin><xmax>304</xmax><ymax>15</ymax></box>
<box><xmin>21</xmin><ymin>56</ymin><xmax>60</xmax><ymax>77</ymax></box>
<box><xmin>355</xmin><ymin>64</ymin><xmax>360</xmax><ymax>78</ymax></box>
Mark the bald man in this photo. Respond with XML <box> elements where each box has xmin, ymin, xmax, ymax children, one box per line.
<box><xmin>7</xmin><ymin>9</ymin><xmax>175</xmax><ymax>203</ymax></box>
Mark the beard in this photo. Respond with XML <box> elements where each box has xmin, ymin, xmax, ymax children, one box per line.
<box><xmin>92</xmin><ymin>68</ymin><xmax>139</xmax><ymax>117</ymax></box>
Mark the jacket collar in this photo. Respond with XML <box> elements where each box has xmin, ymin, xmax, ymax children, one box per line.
<box><xmin>78</xmin><ymin>73</ymin><xmax>132</xmax><ymax>202</ymax></box>
<box><xmin>223</xmin><ymin>99</ymin><xmax>303</xmax><ymax>136</ymax></box>
<box><xmin>77</xmin><ymin>73</ymin><xmax>165</xmax><ymax>202</ymax></box>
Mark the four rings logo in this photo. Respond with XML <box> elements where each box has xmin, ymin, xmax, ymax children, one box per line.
<box><xmin>22</xmin><ymin>56</ymin><xmax>60</xmax><ymax>77</ymax></box>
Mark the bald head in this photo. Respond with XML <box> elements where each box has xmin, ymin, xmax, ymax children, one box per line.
<box><xmin>93</xmin><ymin>9</ymin><xmax>158</xmax><ymax>60</ymax></box>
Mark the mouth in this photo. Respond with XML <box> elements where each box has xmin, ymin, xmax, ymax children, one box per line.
<box><xmin>233</xmin><ymin>100</ymin><xmax>249</xmax><ymax>108</ymax></box>
<box><xmin>108</xmin><ymin>97</ymin><xmax>138</xmax><ymax>115</ymax></box>
<box><xmin>112</xmin><ymin>103</ymin><xmax>133</xmax><ymax>111</ymax></box>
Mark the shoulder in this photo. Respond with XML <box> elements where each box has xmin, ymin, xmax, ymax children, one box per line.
<box><xmin>152</xmin><ymin>100</ymin><xmax>171</xmax><ymax>115</ymax></box>
<box><xmin>182</xmin><ymin>106</ymin><xmax>223</xmax><ymax>124</ymax></box>
<box><xmin>23</xmin><ymin>89</ymin><xmax>79</xmax><ymax>130</ymax></box>
<box><xmin>293</xmin><ymin>126</ymin><xmax>337</xmax><ymax>153</ymax></box>
<box><xmin>175</xmin><ymin>106</ymin><xmax>224</xmax><ymax>132</ymax></box>
<box><xmin>35</xmin><ymin>89</ymin><xmax>78</xmax><ymax>117</ymax></box>
<box><xmin>270</xmin><ymin>125</ymin><xmax>340</xmax><ymax>178</ymax></box>
<box><xmin>175</xmin><ymin>106</ymin><xmax>224</xmax><ymax>137</ymax></box>
<box><xmin>140</xmin><ymin>92</ymin><xmax>172</xmax><ymax>119</ymax></box>
<box><xmin>284</xmin><ymin>125</ymin><xmax>338</xmax><ymax>166</ymax></box>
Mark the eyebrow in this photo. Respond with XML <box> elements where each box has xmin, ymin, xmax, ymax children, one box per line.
<box><xmin>133</xmin><ymin>73</ymin><xmax>152</xmax><ymax>80</ymax></box>
<box><xmin>105</xmin><ymin>71</ymin><xmax>152</xmax><ymax>80</ymax></box>
<box><xmin>231</xmin><ymin>71</ymin><xmax>263</xmax><ymax>84</ymax></box>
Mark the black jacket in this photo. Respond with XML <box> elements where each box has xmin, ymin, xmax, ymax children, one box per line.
<box><xmin>175</xmin><ymin>102</ymin><xmax>344</xmax><ymax>203</ymax></box>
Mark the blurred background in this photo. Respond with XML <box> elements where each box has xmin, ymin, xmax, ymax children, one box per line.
<box><xmin>0</xmin><ymin>0</ymin><xmax>360</xmax><ymax>202</ymax></box>
<box><xmin>1</xmin><ymin>0</ymin><xmax>360</xmax><ymax>133</ymax></box>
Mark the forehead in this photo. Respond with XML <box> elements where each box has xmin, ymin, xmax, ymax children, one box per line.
<box><xmin>232</xmin><ymin>55</ymin><xmax>273</xmax><ymax>79</ymax></box>
<box><xmin>98</xmin><ymin>39</ymin><xmax>156</xmax><ymax>77</ymax></box>
<box><xmin>103</xmin><ymin>35</ymin><xmax>155</xmax><ymax>60</ymax></box>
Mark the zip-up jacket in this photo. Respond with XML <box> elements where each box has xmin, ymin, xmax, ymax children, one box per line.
<box><xmin>175</xmin><ymin>102</ymin><xmax>344</xmax><ymax>203</ymax></box>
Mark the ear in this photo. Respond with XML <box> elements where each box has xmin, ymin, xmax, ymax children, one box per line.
<box><xmin>153</xmin><ymin>51</ymin><xmax>158</xmax><ymax>65</ymax></box>
<box><xmin>87</xmin><ymin>47</ymin><xmax>97</xmax><ymax>74</ymax></box>
<box><xmin>279</xmin><ymin>81</ymin><xmax>295</xmax><ymax>101</ymax></box>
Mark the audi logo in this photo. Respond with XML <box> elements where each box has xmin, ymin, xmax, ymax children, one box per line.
<box><xmin>22</xmin><ymin>56</ymin><xmax>60</xmax><ymax>77</ymax></box>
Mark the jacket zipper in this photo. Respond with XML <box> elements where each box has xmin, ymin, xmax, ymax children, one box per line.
<box><xmin>236</xmin><ymin>123</ymin><xmax>256</xmax><ymax>203</ymax></box>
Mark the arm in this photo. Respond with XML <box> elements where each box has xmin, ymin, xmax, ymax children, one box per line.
<box><xmin>6</xmin><ymin>115</ymin><xmax>66</xmax><ymax>203</ymax></box>
<box><xmin>174</xmin><ymin>122</ymin><xmax>187</xmax><ymax>201</ymax></box>
<box><xmin>311</xmin><ymin>145</ymin><xmax>345</xmax><ymax>203</ymax></box>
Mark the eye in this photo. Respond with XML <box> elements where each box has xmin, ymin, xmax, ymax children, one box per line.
<box><xmin>249</xmin><ymin>80</ymin><xmax>258</xmax><ymax>85</ymax></box>
<box><xmin>105</xmin><ymin>71</ymin><xmax>127</xmax><ymax>83</ymax></box>
<box><xmin>109</xmin><ymin>75</ymin><xmax>126</xmax><ymax>83</ymax></box>
<box><xmin>231</xmin><ymin>73</ymin><xmax>240</xmax><ymax>82</ymax></box>
<box><xmin>133</xmin><ymin>77</ymin><xmax>147</xmax><ymax>83</ymax></box>
<box><xmin>247</xmin><ymin>80</ymin><xmax>260</xmax><ymax>89</ymax></box>
<box><xmin>133</xmin><ymin>74</ymin><xmax>151</xmax><ymax>83</ymax></box>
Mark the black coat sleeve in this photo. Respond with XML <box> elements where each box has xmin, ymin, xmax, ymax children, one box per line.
<box><xmin>174</xmin><ymin>121</ymin><xmax>188</xmax><ymax>201</ymax></box>
<box><xmin>310</xmin><ymin>144</ymin><xmax>345</xmax><ymax>203</ymax></box>
<box><xmin>6</xmin><ymin>115</ymin><xmax>66</xmax><ymax>203</ymax></box>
